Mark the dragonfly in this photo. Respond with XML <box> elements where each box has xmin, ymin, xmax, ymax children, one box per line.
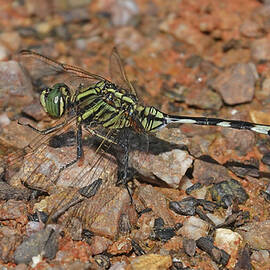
<box><xmin>5</xmin><ymin>48</ymin><xmax>270</xmax><ymax>228</ymax></box>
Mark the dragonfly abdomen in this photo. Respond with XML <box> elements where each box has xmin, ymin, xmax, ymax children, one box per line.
<box><xmin>165</xmin><ymin>115</ymin><xmax>270</xmax><ymax>135</ymax></box>
<box><xmin>136</xmin><ymin>105</ymin><xmax>168</xmax><ymax>132</ymax></box>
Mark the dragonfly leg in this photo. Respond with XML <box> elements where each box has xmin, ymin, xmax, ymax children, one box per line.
<box><xmin>18</xmin><ymin>120</ymin><xmax>67</xmax><ymax>135</ymax></box>
<box><xmin>58</xmin><ymin>124</ymin><xmax>83</xmax><ymax>175</ymax></box>
<box><xmin>115</xmin><ymin>130</ymin><xmax>137</xmax><ymax>204</ymax></box>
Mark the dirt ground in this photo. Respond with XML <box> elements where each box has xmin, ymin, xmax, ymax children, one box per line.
<box><xmin>1</xmin><ymin>0</ymin><xmax>270</xmax><ymax>269</ymax></box>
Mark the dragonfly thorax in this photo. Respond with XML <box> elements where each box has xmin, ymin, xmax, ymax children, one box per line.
<box><xmin>40</xmin><ymin>83</ymin><xmax>71</xmax><ymax>118</ymax></box>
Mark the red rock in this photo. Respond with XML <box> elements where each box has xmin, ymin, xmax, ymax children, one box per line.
<box><xmin>210</xmin><ymin>63</ymin><xmax>257</xmax><ymax>105</ymax></box>
<box><xmin>240</xmin><ymin>19</ymin><xmax>264</xmax><ymax>38</ymax></box>
<box><xmin>107</xmin><ymin>237</ymin><xmax>132</xmax><ymax>255</ymax></box>
<box><xmin>129</xmin><ymin>254</ymin><xmax>172</xmax><ymax>270</ymax></box>
<box><xmin>162</xmin><ymin>236</ymin><xmax>183</xmax><ymax>252</ymax></box>
<box><xmin>0</xmin><ymin>60</ymin><xmax>33</xmax><ymax>108</ymax></box>
<box><xmin>184</xmin><ymin>87</ymin><xmax>222</xmax><ymax>110</ymax></box>
<box><xmin>251</xmin><ymin>37</ymin><xmax>270</xmax><ymax>62</ymax></box>
<box><xmin>89</xmin><ymin>236</ymin><xmax>112</xmax><ymax>255</ymax></box>
<box><xmin>0</xmin><ymin>31</ymin><xmax>22</xmax><ymax>51</ymax></box>
<box><xmin>159</xmin><ymin>16</ymin><xmax>212</xmax><ymax>53</ymax></box>
<box><xmin>137</xmin><ymin>185</ymin><xmax>174</xmax><ymax>226</ymax></box>
<box><xmin>237</xmin><ymin>220</ymin><xmax>270</xmax><ymax>250</ymax></box>
<box><xmin>0</xmin><ymin>200</ymin><xmax>28</xmax><ymax>221</ymax></box>
<box><xmin>193</xmin><ymin>159</ymin><xmax>231</xmax><ymax>185</ymax></box>
<box><xmin>114</xmin><ymin>27</ymin><xmax>145</xmax><ymax>52</ymax></box>
<box><xmin>0</xmin><ymin>226</ymin><xmax>22</xmax><ymax>263</ymax></box>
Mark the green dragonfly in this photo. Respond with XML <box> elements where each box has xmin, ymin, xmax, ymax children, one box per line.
<box><xmin>6</xmin><ymin>48</ymin><xmax>270</xmax><ymax>226</ymax></box>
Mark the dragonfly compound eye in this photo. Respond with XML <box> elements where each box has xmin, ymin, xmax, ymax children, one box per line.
<box><xmin>40</xmin><ymin>83</ymin><xmax>70</xmax><ymax>118</ymax></box>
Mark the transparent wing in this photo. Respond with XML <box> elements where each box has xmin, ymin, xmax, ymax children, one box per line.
<box><xmin>109</xmin><ymin>47</ymin><xmax>138</xmax><ymax>97</ymax></box>
<box><xmin>2</xmin><ymin>118</ymin><xmax>123</xmax><ymax>228</ymax></box>
<box><xmin>18</xmin><ymin>50</ymin><xmax>109</xmax><ymax>94</ymax></box>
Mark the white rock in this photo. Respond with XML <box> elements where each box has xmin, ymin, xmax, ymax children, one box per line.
<box><xmin>0</xmin><ymin>113</ymin><xmax>10</xmax><ymax>127</ymax></box>
<box><xmin>0</xmin><ymin>45</ymin><xmax>9</xmax><ymax>61</ymax></box>
<box><xmin>214</xmin><ymin>228</ymin><xmax>243</xmax><ymax>268</ymax></box>
<box><xmin>206</xmin><ymin>213</ymin><xmax>225</xmax><ymax>226</ymax></box>
<box><xmin>179</xmin><ymin>216</ymin><xmax>209</xmax><ymax>240</ymax></box>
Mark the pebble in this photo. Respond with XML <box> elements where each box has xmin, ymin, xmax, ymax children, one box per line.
<box><xmin>251</xmin><ymin>250</ymin><xmax>270</xmax><ymax>269</ymax></box>
<box><xmin>178</xmin><ymin>216</ymin><xmax>209</xmax><ymax>240</ymax></box>
<box><xmin>89</xmin><ymin>236</ymin><xmax>112</xmax><ymax>255</ymax></box>
<box><xmin>0</xmin><ymin>227</ymin><xmax>22</xmax><ymax>263</ymax></box>
<box><xmin>236</xmin><ymin>220</ymin><xmax>270</xmax><ymax>250</ymax></box>
<box><xmin>89</xmin><ymin>188</ymin><xmax>137</xmax><ymax>239</ymax></box>
<box><xmin>199</xmin><ymin>15</ymin><xmax>217</xmax><ymax>33</ymax></box>
<box><xmin>193</xmin><ymin>159</ymin><xmax>231</xmax><ymax>185</ymax></box>
<box><xmin>114</xmin><ymin>27</ymin><xmax>145</xmax><ymax>52</ymax></box>
<box><xmin>206</xmin><ymin>213</ymin><xmax>225</xmax><ymax>226</ymax></box>
<box><xmin>94</xmin><ymin>254</ymin><xmax>111</xmax><ymax>269</ymax></box>
<box><xmin>13</xmin><ymin>264</ymin><xmax>28</xmax><ymax>270</ymax></box>
<box><xmin>196</xmin><ymin>237</ymin><xmax>230</xmax><ymax>267</ymax></box>
<box><xmin>0</xmin><ymin>45</ymin><xmax>10</xmax><ymax>61</ymax></box>
<box><xmin>0</xmin><ymin>113</ymin><xmax>10</xmax><ymax>127</ymax></box>
<box><xmin>151</xmin><ymin>218</ymin><xmax>176</xmax><ymax>242</ymax></box>
<box><xmin>21</xmin><ymin>102</ymin><xmax>47</xmax><ymax>121</ymax></box>
<box><xmin>251</xmin><ymin>37</ymin><xmax>270</xmax><ymax>62</ymax></box>
<box><xmin>162</xmin><ymin>236</ymin><xmax>183</xmax><ymax>252</ymax></box>
<box><xmin>209</xmin><ymin>63</ymin><xmax>258</xmax><ymax>105</ymax></box>
<box><xmin>0</xmin><ymin>31</ymin><xmax>21</xmax><ymax>51</ymax></box>
<box><xmin>262</xmin><ymin>152</ymin><xmax>270</xmax><ymax>165</ymax></box>
<box><xmin>159</xmin><ymin>15</ymin><xmax>212</xmax><ymax>53</ymax></box>
<box><xmin>184</xmin><ymin>87</ymin><xmax>223</xmax><ymax>110</ymax></box>
<box><xmin>129</xmin><ymin>254</ymin><xmax>172</xmax><ymax>270</ymax></box>
<box><xmin>183</xmin><ymin>238</ymin><xmax>196</xmax><ymax>257</ymax></box>
<box><xmin>262</xmin><ymin>77</ymin><xmax>270</xmax><ymax>95</ymax></box>
<box><xmin>221</xmin><ymin>127</ymin><xmax>256</xmax><ymax>155</ymax></box>
<box><xmin>249</xmin><ymin>110</ymin><xmax>270</xmax><ymax>126</ymax></box>
<box><xmin>131</xmin><ymin>148</ymin><xmax>193</xmax><ymax>188</ymax></box>
<box><xmin>26</xmin><ymin>0</ymin><xmax>53</xmax><ymax>18</ymax></box>
<box><xmin>26</xmin><ymin>221</ymin><xmax>45</xmax><ymax>237</ymax></box>
<box><xmin>239</xmin><ymin>20</ymin><xmax>264</xmax><ymax>38</ymax></box>
<box><xmin>0</xmin><ymin>119</ymin><xmax>39</xmax><ymax>151</ymax></box>
<box><xmin>0</xmin><ymin>60</ymin><xmax>33</xmax><ymax>108</ymax></box>
<box><xmin>169</xmin><ymin>197</ymin><xmax>198</xmax><ymax>216</ymax></box>
<box><xmin>34</xmin><ymin>22</ymin><xmax>54</xmax><ymax>37</ymax></box>
<box><xmin>214</xmin><ymin>228</ymin><xmax>243</xmax><ymax>269</ymax></box>
<box><xmin>107</xmin><ymin>237</ymin><xmax>132</xmax><ymax>255</ymax></box>
<box><xmin>110</xmin><ymin>0</ymin><xmax>139</xmax><ymax>26</ymax></box>
<box><xmin>225</xmin><ymin>159</ymin><xmax>259</xmax><ymax>178</ymax></box>
<box><xmin>0</xmin><ymin>200</ymin><xmax>28</xmax><ymax>221</ymax></box>
<box><xmin>109</xmin><ymin>261</ymin><xmax>127</xmax><ymax>270</ymax></box>
<box><xmin>137</xmin><ymin>185</ymin><xmax>174</xmax><ymax>226</ymax></box>
<box><xmin>185</xmin><ymin>183</ymin><xmax>207</xmax><ymax>200</ymax></box>
<box><xmin>60</xmin><ymin>8</ymin><xmax>91</xmax><ymax>24</ymax></box>
<box><xmin>253</xmin><ymin>4</ymin><xmax>270</xmax><ymax>33</ymax></box>
<box><xmin>14</xmin><ymin>226</ymin><xmax>58</xmax><ymax>264</ymax></box>
<box><xmin>235</xmin><ymin>245</ymin><xmax>253</xmax><ymax>270</ymax></box>
<box><xmin>210</xmin><ymin>179</ymin><xmax>249</xmax><ymax>208</ymax></box>
<box><xmin>0</xmin><ymin>182</ymin><xmax>30</xmax><ymax>201</ymax></box>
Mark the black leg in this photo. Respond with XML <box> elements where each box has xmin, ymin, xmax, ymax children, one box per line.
<box><xmin>18</xmin><ymin>120</ymin><xmax>66</xmax><ymax>135</ymax></box>
<box><xmin>58</xmin><ymin>124</ymin><xmax>83</xmax><ymax>173</ymax></box>
<box><xmin>115</xmin><ymin>128</ymin><xmax>135</xmax><ymax>204</ymax></box>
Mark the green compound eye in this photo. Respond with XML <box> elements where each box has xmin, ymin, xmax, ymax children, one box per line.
<box><xmin>40</xmin><ymin>83</ymin><xmax>70</xmax><ymax>118</ymax></box>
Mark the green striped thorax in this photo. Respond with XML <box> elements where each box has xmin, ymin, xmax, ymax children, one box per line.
<box><xmin>39</xmin><ymin>80</ymin><xmax>167</xmax><ymax>133</ymax></box>
<box><xmin>40</xmin><ymin>83</ymin><xmax>71</xmax><ymax>118</ymax></box>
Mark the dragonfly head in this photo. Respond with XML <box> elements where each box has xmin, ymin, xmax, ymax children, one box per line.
<box><xmin>40</xmin><ymin>83</ymin><xmax>70</xmax><ymax>118</ymax></box>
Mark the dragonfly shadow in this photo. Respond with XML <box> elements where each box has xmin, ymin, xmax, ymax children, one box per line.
<box><xmin>48</xmin><ymin>128</ymin><xmax>188</xmax><ymax>156</ymax></box>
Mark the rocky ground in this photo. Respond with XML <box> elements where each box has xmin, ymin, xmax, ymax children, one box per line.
<box><xmin>1</xmin><ymin>0</ymin><xmax>270</xmax><ymax>269</ymax></box>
